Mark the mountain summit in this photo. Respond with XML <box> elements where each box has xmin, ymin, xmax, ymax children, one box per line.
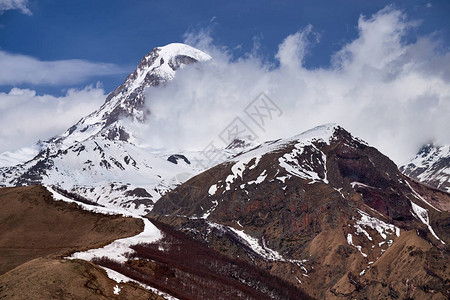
<box><xmin>48</xmin><ymin>43</ymin><xmax>211</xmax><ymax>148</ymax></box>
<box><xmin>0</xmin><ymin>43</ymin><xmax>212</xmax><ymax>214</ymax></box>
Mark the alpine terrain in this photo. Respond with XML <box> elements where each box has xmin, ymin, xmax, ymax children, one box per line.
<box><xmin>0</xmin><ymin>43</ymin><xmax>449</xmax><ymax>300</ymax></box>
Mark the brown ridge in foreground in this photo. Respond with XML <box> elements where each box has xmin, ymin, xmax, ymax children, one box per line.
<box><xmin>0</xmin><ymin>185</ymin><xmax>161</xmax><ymax>299</ymax></box>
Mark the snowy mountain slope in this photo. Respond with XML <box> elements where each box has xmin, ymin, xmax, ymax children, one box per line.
<box><xmin>0</xmin><ymin>43</ymin><xmax>219</xmax><ymax>214</ymax></box>
<box><xmin>400</xmin><ymin>144</ymin><xmax>450</xmax><ymax>193</ymax></box>
<box><xmin>46</xmin><ymin>43</ymin><xmax>211</xmax><ymax>149</ymax></box>
<box><xmin>150</xmin><ymin>124</ymin><xmax>450</xmax><ymax>299</ymax></box>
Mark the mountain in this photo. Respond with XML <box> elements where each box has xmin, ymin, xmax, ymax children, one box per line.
<box><xmin>400</xmin><ymin>144</ymin><xmax>450</xmax><ymax>193</ymax></box>
<box><xmin>0</xmin><ymin>43</ymin><xmax>219</xmax><ymax>215</ymax></box>
<box><xmin>148</xmin><ymin>124</ymin><xmax>450</xmax><ymax>299</ymax></box>
<box><xmin>1</xmin><ymin>41</ymin><xmax>449</xmax><ymax>299</ymax></box>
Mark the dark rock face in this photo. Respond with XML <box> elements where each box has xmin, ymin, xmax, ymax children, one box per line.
<box><xmin>125</xmin><ymin>187</ymin><xmax>151</xmax><ymax>198</ymax></box>
<box><xmin>167</xmin><ymin>55</ymin><xmax>197</xmax><ymax>70</ymax></box>
<box><xmin>167</xmin><ymin>154</ymin><xmax>191</xmax><ymax>165</ymax></box>
<box><xmin>149</xmin><ymin>125</ymin><xmax>450</xmax><ymax>299</ymax></box>
<box><xmin>105</xmin><ymin>125</ymin><xmax>130</xmax><ymax>141</ymax></box>
<box><xmin>327</xmin><ymin>140</ymin><xmax>414</xmax><ymax>222</ymax></box>
<box><xmin>226</xmin><ymin>139</ymin><xmax>249</xmax><ymax>150</ymax></box>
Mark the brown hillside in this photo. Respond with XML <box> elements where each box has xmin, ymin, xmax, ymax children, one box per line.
<box><xmin>0</xmin><ymin>257</ymin><xmax>162</xmax><ymax>300</ymax></box>
<box><xmin>0</xmin><ymin>185</ymin><xmax>143</xmax><ymax>275</ymax></box>
<box><xmin>0</xmin><ymin>185</ymin><xmax>166</xmax><ymax>299</ymax></box>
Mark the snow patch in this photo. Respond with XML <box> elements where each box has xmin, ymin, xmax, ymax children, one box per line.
<box><xmin>356</xmin><ymin>210</ymin><xmax>400</xmax><ymax>240</ymax></box>
<box><xmin>113</xmin><ymin>285</ymin><xmax>121</xmax><ymax>295</ymax></box>
<box><xmin>228</xmin><ymin>227</ymin><xmax>283</xmax><ymax>261</ymax></box>
<box><xmin>247</xmin><ymin>170</ymin><xmax>267</xmax><ymax>185</ymax></box>
<box><xmin>347</xmin><ymin>233</ymin><xmax>368</xmax><ymax>257</ymax></box>
<box><xmin>208</xmin><ymin>184</ymin><xmax>217</xmax><ymax>196</ymax></box>
<box><xmin>202</xmin><ymin>200</ymin><xmax>218</xmax><ymax>219</ymax></box>
<box><xmin>207</xmin><ymin>222</ymin><xmax>308</xmax><ymax>271</ymax></box>
<box><xmin>70</xmin><ymin>217</ymin><xmax>162</xmax><ymax>263</ymax></box>
<box><xmin>47</xmin><ymin>186</ymin><xmax>163</xmax><ymax>263</ymax></box>
<box><xmin>47</xmin><ymin>186</ymin><xmax>179</xmax><ymax>298</ymax></box>
<box><xmin>276</xmin><ymin>175</ymin><xmax>291</xmax><ymax>183</ymax></box>
<box><xmin>410</xmin><ymin>201</ymin><xmax>445</xmax><ymax>244</ymax></box>
<box><xmin>278</xmin><ymin>142</ymin><xmax>328</xmax><ymax>184</ymax></box>
<box><xmin>351</xmin><ymin>182</ymin><xmax>377</xmax><ymax>189</ymax></box>
<box><xmin>405</xmin><ymin>181</ymin><xmax>441</xmax><ymax>212</ymax></box>
<box><xmin>103</xmin><ymin>267</ymin><xmax>179</xmax><ymax>300</ymax></box>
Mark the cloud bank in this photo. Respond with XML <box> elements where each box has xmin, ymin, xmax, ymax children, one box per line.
<box><xmin>0</xmin><ymin>86</ymin><xmax>106</xmax><ymax>154</ymax></box>
<box><xmin>0</xmin><ymin>50</ymin><xmax>127</xmax><ymax>85</ymax></box>
<box><xmin>0</xmin><ymin>0</ymin><xmax>31</xmax><ymax>15</ymax></box>
<box><xmin>144</xmin><ymin>6</ymin><xmax>450</xmax><ymax>165</ymax></box>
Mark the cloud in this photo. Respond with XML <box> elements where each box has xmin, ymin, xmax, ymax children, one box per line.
<box><xmin>276</xmin><ymin>24</ymin><xmax>318</xmax><ymax>69</ymax></box>
<box><xmin>142</xmin><ymin>6</ymin><xmax>450</xmax><ymax>165</ymax></box>
<box><xmin>0</xmin><ymin>86</ymin><xmax>106</xmax><ymax>153</ymax></box>
<box><xmin>0</xmin><ymin>0</ymin><xmax>31</xmax><ymax>15</ymax></box>
<box><xmin>0</xmin><ymin>50</ymin><xmax>127</xmax><ymax>86</ymax></box>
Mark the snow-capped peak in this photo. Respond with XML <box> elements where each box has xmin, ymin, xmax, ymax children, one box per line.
<box><xmin>0</xmin><ymin>43</ymin><xmax>214</xmax><ymax>214</ymax></box>
<box><xmin>291</xmin><ymin>123</ymin><xmax>339</xmax><ymax>144</ymax></box>
<box><xmin>41</xmin><ymin>43</ymin><xmax>211</xmax><ymax>151</ymax></box>
<box><xmin>156</xmin><ymin>43</ymin><xmax>212</xmax><ymax>64</ymax></box>
<box><xmin>125</xmin><ymin>43</ymin><xmax>211</xmax><ymax>92</ymax></box>
<box><xmin>401</xmin><ymin>143</ymin><xmax>450</xmax><ymax>192</ymax></box>
<box><xmin>225</xmin><ymin>123</ymin><xmax>349</xmax><ymax>166</ymax></box>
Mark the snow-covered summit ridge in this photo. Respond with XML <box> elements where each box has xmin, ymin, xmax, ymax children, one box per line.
<box><xmin>291</xmin><ymin>123</ymin><xmax>338</xmax><ymax>144</ymax></box>
<box><xmin>229</xmin><ymin>123</ymin><xmax>360</xmax><ymax>161</ymax></box>
<box><xmin>216</xmin><ymin>124</ymin><xmax>358</xmax><ymax>186</ymax></box>
<box><xmin>119</xmin><ymin>43</ymin><xmax>211</xmax><ymax>94</ymax></box>
<box><xmin>43</xmin><ymin>43</ymin><xmax>211</xmax><ymax>150</ymax></box>
<box><xmin>401</xmin><ymin>143</ymin><xmax>450</xmax><ymax>192</ymax></box>
<box><xmin>285</xmin><ymin>123</ymin><xmax>366</xmax><ymax>147</ymax></box>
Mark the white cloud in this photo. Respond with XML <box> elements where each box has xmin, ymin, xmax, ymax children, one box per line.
<box><xmin>0</xmin><ymin>86</ymin><xmax>106</xmax><ymax>153</ymax></box>
<box><xmin>142</xmin><ymin>6</ymin><xmax>450</xmax><ymax>165</ymax></box>
<box><xmin>0</xmin><ymin>50</ymin><xmax>127</xmax><ymax>86</ymax></box>
<box><xmin>0</xmin><ymin>0</ymin><xmax>31</xmax><ymax>15</ymax></box>
<box><xmin>276</xmin><ymin>24</ymin><xmax>318</xmax><ymax>69</ymax></box>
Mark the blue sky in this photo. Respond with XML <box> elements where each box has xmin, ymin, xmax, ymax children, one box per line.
<box><xmin>1</xmin><ymin>0</ymin><xmax>448</xmax><ymax>94</ymax></box>
<box><xmin>0</xmin><ymin>0</ymin><xmax>449</xmax><ymax>163</ymax></box>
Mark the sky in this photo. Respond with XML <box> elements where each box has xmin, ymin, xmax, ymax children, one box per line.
<box><xmin>0</xmin><ymin>0</ymin><xmax>449</xmax><ymax>164</ymax></box>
